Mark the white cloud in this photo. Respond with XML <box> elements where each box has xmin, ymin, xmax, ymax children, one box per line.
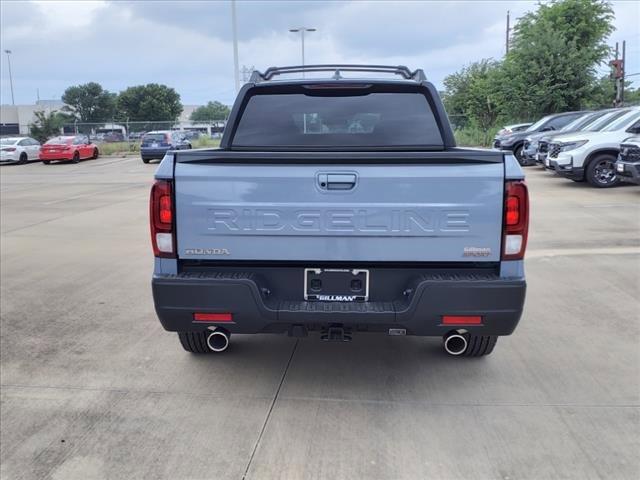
<box><xmin>32</xmin><ymin>0</ymin><xmax>108</xmax><ymax>30</ymax></box>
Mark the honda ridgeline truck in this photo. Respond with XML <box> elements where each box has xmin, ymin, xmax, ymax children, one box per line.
<box><xmin>151</xmin><ymin>65</ymin><xmax>529</xmax><ymax>357</ymax></box>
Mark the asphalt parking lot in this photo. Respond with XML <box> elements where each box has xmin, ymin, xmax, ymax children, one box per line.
<box><xmin>1</xmin><ymin>156</ymin><xmax>639</xmax><ymax>480</ymax></box>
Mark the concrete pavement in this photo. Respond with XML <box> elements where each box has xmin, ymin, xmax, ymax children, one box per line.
<box><xmin>1</xmin><ymin>157</ymin><xmax>639</xmax><ymax>479</ymax></box>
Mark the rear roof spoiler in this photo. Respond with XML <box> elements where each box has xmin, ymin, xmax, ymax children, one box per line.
<box><xmin>250</xmin><ymin>64</ymin><xmax>427</xmax><ymax>83</ymax></box>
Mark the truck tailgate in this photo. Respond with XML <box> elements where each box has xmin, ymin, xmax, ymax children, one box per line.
<box><xmin>174</xmin><ymin>154</ymin><xmax>504</xmax><ymax>263</ymax></box>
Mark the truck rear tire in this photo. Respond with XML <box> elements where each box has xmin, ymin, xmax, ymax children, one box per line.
<box><xmin>464</xmin><ymin>335</ymin><xmax>498</xmax><ymax>357</ymax></box>
<box><xmin>178</xmin><ymin>332</ymin><xmax>211</xmax><ymax>353</ymax></box>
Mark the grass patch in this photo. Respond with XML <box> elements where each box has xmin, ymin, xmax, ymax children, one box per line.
<box><xmin>454</xmin><ymin>126</ymin><xmax>500</xmax><ymax>148</ymax></box>
<box><xmin>97</xmin><ymin>142</ymin><xmax>139</xmax><ymax>156</ymax></box>
<box><xmin>95</xmin><ymin>137</ymin><xmax>220</xmax><ymax>156</ymax></box>
<box><xmin>191</xmin><ymin>137</ymin><xmax>221</xmax><ymax>149</ymax></box>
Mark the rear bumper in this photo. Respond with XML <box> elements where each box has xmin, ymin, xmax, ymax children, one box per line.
<box><xmin>141</xmin><ymin>148</ymin><xmax>170</xmax><ymax>160</ymax></box>
<box><xmin>39</xmin><ymin>152</ymin><xmax>74</xmax><ymax>161</ymax></box>
<box><xmin>152</xmin><ymin>271</ymin><xmax>526</xmax><ymax>337</ymax></box>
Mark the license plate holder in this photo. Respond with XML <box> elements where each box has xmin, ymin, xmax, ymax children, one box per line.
<box><xmin>304</xmin><ymin>268</ymin><xmax>369</xmax><ymax>302</ymax></box>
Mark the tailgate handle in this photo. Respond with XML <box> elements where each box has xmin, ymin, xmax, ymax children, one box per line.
<box><xmin>320</xmin><ymin>173</ymin><xmax>357</xmax><ymax>190</ymax></box>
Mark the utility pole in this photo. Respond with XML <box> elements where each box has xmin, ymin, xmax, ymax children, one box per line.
<box><xmin>621</xmin><ymin>40</ymin><xmax>626</xmax><ymax>105</ymax></box>
<box><xmin>505</xmin><ymin>11</ymin><xmax>511</xmax><ymax>54</ymax></box>
<box><xmin>4</xmin><ymin>49</ymin><xmax>15</xmax><ymax>105</ymax></box>
<box><xmin>231</xmin><ymin>0</ymin><xmax>240</xmax><ymax>93</ymax></box>
<box><xmin>610</xmin><ymin>42</ymin><xmax>625</xmax><ymax>107</ymax></box>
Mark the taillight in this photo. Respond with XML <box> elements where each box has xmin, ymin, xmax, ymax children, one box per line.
<box><xmin>2</xmin><ymin>147</ymin><xmax>16</xmax><ymax>152</ymax></box>
<box><xmin>150</xmin><ymin>179</ymin><xmax>176</xmax><ymax>258</ymax></box>
<box><xmin>502</xmin><ymin>181</ymin><xmax>529</xmax><ymax>260</ymax></box>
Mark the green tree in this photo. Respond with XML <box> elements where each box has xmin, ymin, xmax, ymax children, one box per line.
<box><xmin>443</xmin><ymin>0</ymin><xmax>616</xmax><ymax>136</ymax></box>
<box><xmin>61</xmin><ymin>82</ymin><xmax>116</xmax><ymax>125</ymax></box>
<box><xmin>585</xmin><ymin>76</ymin><xmax>640</xmax><ymax>108</ymax></box>
<box><xmin>501</xmin><ymin>0</ymin><xmax>614</xmax><ymax>118</ymax></box>
<box><xmin>190</xmin><ymin>101</ymin><xmax>230</xmax><ymax>122</ymax></box>
<box><xmin>443</xmin><ymin>59</ymin><xmax>503</xmax><ymax>138</ymax></box>
<box><xmin>116</xmin><ymin>84</ymin><xmax>183</xmax><ymax>125</ymax></box>
<box><xmin>29</xmin><ymin>110</ymin><xmax>68</xmax><ymax>143</ymax></box>
<box><xmin>443</xmin><ymin>65</ymin><xmax>476</xmax><ymax>128</ymax></box>
<box><xmin>625</xmin><ymin>87</ymin><xmax>640</xmax><ymax>106</ymax></box>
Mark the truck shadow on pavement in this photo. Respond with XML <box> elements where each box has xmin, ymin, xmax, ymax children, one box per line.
<box><xmin>178</xmin><ymin>333</ymin><xmax>499</xmax><ymax>403</ymax></box>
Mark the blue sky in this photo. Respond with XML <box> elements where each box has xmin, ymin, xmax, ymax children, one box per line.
<box><xmin>1</xmin><ymin>0</ymin><xmax>638</xmax><ymax>106</ymax></box>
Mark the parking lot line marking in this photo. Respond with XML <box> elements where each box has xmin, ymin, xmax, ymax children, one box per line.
<box><xmin>2</xmin><ymin>384</ymin><xmax>638</xmax><ymax>408</ymax></box>
<box><xmin>3</xmin><ymin>195</ymin><xmax>144</xmax><ymax>235</ymax></box>
<box><xmin>527</xmin><ymin>246</ymin><xmax>640</xmax><ymax>258</ymax></box>
<box><xmin>581</xmin><ymin>203</ymin><xmax>639</xmax><ymax>208</ymax></box>
<box><xmin>42</xmin><ymin>184</ymin><xmax>141</xmax><ymax>205</ymax></box>
<box><xmin>86</xmin><ymin>157</ymin><xmax>140</xmax><ymax>167</ymax></box>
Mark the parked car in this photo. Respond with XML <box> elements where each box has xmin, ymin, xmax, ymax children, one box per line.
<box><xmin>150</xmin><ymin>64</ymin><xmax>528</xmax><ymax>357</ymax></box>
<box><xmin>39</xmin><ymin>135</ymin><xmax>99</xmax><ymax>164</ymax></box>
<box><xmin>497</xmin><ymin>123</ymin><xmax>532</xmax><ymax>136</ymax></box>
<box><xmin>614</xmin><ymin>137</ymin><xmax>640</xmax><ymax>185</ymax></box>
<box><xmin>180</xmin><ymin>131</ymin><xmax>201</xmax><ymax>140</ymax></box>
<box><xmin>140</xmin><ymin>131</ymin><xmax>192</xmax><ymax>164</ymax></box>
<box><xmin>522</xmin><ymin>110</ymin><xmax>612</xmax><ymax>165</ymax></box>
<box><xmin>0</xmin><ymin>137</ymin><xmax>41</xmax><ymax>164</ymax></box>
<box><xmin>546</xmin><ymin>108</ymin><xmax>640</xmax><ymax>187</ymax></box>
<box><xmin>494</xmin><ymin>111</ymin><xmax>586</xmax><ymax>165</ymax></box>
<box><xmin>128</xmin><ymin>131</ymin><xmax>146</xmax><ymax>140</ymax></box>
<box><xmin>538</xmin><ymin>108</ymin><xmax>633</xmax><ymax>169</ymax></box>
<box><xmin>103</xmin><ymin>132</ymin><xmax>125</xmax><ymax>142</ymax></box>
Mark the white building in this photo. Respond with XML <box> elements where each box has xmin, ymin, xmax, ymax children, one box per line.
<box><xmin>1</xmin><ymin>102</ymin><xmax>210</xmax><ymax>136</ymax></box>
<box><xmin>1</xmin><ymin>100</ymin><xmax>65</xmax><ymax>135</ymax></box>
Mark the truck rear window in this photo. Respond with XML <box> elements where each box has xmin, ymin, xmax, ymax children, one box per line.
<box><xmin>231</xmin><ymin>92</ymin><xmax>443</xmax><ymax>149</ymax></box>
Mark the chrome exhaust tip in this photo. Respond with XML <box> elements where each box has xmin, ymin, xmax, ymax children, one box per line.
<box><xmin>444</xmin><ymin>331</ymin><xmax>468</xmax><ymax>356</ymax></box>
<box><xmin>207</xmin><ymin>329</ymin><xmax>230</xmax><ymax>353</ymax></box>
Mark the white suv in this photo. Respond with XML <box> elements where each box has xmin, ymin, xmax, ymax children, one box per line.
<box><xmin>546</xmin><ymin>108</ymin><xmax>640</xmax><ymax>187</ymax></box>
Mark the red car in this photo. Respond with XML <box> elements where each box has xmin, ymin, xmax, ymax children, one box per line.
<box><xmin>40</xmin><ymin>135</ymin><xmax>99</xmax><ymax>164</ymax></box>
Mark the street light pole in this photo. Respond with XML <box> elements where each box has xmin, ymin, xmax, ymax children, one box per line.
<box><xmin>289</xmin><ymin>28</ymin><xmax>316</xmax><ymax>134</ymax></box>
<box><xmin>231</xmin><ymin>0</ymin><xmax>240</xmax><ymax>93</ymax></box>
<box><xmin>4</xmin><ymin>49</ymin><xmax>15</xmax><ymax>105</ymax></box>
<box><xmin>289</xmin><ymin>27</ymin><xmax>316</xmax><ymax>67</ymax></box>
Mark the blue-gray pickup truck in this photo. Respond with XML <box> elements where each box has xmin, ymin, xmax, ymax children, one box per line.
<box><xmin>150</xmin><ymin>65</ymin><xmax>529</xmax><ymax>357</ymax></box>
